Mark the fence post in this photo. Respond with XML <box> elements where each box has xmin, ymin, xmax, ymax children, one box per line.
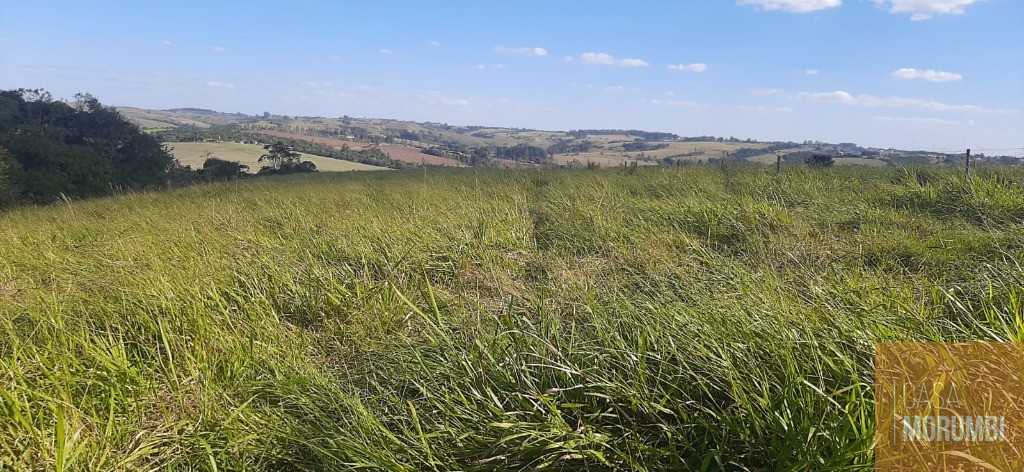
<box><xmin>965</xmin><ymin>148</ymin><xmax>971</xmax><ymax>177</ymax></box>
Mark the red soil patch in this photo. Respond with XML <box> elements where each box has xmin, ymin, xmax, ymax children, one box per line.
<box><xmin>254</xmin><ymin>130</ymin><xmax>463</xmax><ymax>166</ymax></box>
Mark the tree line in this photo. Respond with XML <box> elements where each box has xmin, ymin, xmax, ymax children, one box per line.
<box><xmin>0</xmin><ymin>90</ymin><xmax>324</xmax><ymax>208</ymax></box>
<box><xmin>492</xmin><ymin>143</ymin><xmax>551</xmax><ymax>163</ymax></box>
<box><xmin>0</xmin><ymin>89</ymin><xmax>173</xmax><ymax>204</ymax></box>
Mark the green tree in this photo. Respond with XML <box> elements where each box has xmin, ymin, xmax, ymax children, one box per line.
<box><xmin>200</xmin><ymin>156</ymin><xmax>250</xmax><ymax>180</ymax></box>
<box><xmin>470</xmin><ymin>147</ymin><xmax>493</xmax><ymax>167</ymax></box>
<box><xmin>0</xmin><ymin>147</ymin><xmax>12</xmax><ymax>184</ymax></box>
<box><xmin>0</xmin><ymin>89</ymin><xmax>176</xmax><ymax>203</ymax></box>
<box><xmin>258</xmin><ymin>141</ymin><xmax>301</xmax><ymax>171</ymax></box>
<box><xmin>0</xmin><ymin>146</ymin><xmax>19</xmax><ymax>204</ymax></box>
<box><xmin>804</xmin><ymin>154</ymin><xmax>835</xmax><ymax>168</ymax></box>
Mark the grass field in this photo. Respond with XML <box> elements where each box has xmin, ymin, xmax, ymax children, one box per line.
<box><xmin>250</xmin><ymin>131</ymin><xmax>465</xmax><ymax>167</ymax></box>
<box><xmin>553</xmin><ymin>142</ymin><xmax>776</xmax><ymax>167</ymax></box>
<box><xmin>167</xmin><ymin>141</ymin><xmax>390</xmax><ymax>172</ymax></box>
<box><xmin>833</xmin><ymin>157</ymin><xmax>888</xmax><ymax>167</ymax></box>
<box><xmin>552</xmin><ymin>153</ymin><xmax>653</xmax><ymax>167</ymax></box>
<box><xmin>746</xmin><ymin>152</ymin><xmax>889</xmax><ymax>167</ymax></box>
<box><xmin>2</xmin><ymin>167</ymin><xmax>1023</xmax><ymax>470</ymax></box>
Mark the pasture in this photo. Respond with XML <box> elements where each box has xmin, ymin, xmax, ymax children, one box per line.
<box><xmin>249</xmin><ymin>131</ymin><xmax>464</xmax><ymax>167</ymax></box>
<box><xmin>1</xmin><ymin>166</ymin><xmax>1022</xmax><ymax>470</ymax></box>
<box><xmin>167</xmin><ymin>141</ymin><xmax>390</xmax><ymax>172</ymax></box>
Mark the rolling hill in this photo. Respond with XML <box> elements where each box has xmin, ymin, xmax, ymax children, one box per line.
<box><xmin>116</xmin><ymin>106</ymin><xmax>1011</xmax><ymax>169</ymax></box>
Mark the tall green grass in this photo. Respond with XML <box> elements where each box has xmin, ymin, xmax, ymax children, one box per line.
<box><xmin>1</xmin><ymin>166</ymin><xmax>1022</xmax><ymax>470</ymax></box>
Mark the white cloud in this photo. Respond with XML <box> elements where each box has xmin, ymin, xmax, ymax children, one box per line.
<box><xmin>742</xmin><ymin>105</ymin><xmax>795</xmax><ymax>113</ymax></box>
<box><xmin>798</xmin><ymin>91</ymin><xmax>857</xmax><ymax>104</ymax></box>
<box><xmin>379</xmin><ymin>48</ymin><xmax>404</xmax><ymax>56</ymax></box>
<box><xmin>749</xmin><ymin>88</ymin><xmax>785</xmax><ymax>96</ymax></box>
<box><xmin>161</xmin><ymin>40</ymin><xmax>175</xmax><ymax>48</ymax></box>
<box><xmin>206</xmin><ymin>81</ymin><xmax>234</xmax><ymax>89</ymax></box>
<box><xmin>581</xmin><ymin>52</ymin><xmax>615</xmax><ymax>65</ymax></box>
<box><xmin>890</xmin><ymin>68</ymin><xmax>962</xmax><ymax>82</ymax></box>
<box><xmin>327</xmin><ymin>55</ymin><xmax>341</xmax><ymax>62</ymax></box>
<box><xmin>643</xmin><ymin>98</ymin><xmax>709</xmax><ymax>110</ymax></box>
<box><xmin>429</xmin><ymin>40</ymin><xmax>441</xmax><ymax>47</ymax></box>
<box><xmin>581</xmin><ymin>52</ymin><xmax>650</xmax><ymax>68</ymax></box>
<box><xmin>563</xmin><ymin>55</ymin><xmax>574</xmax><ymax>62</ymax></box>
<box><xmin>593</xmin><ymin>84</ymin><xmax>639</xmax><ymax>92</ymax></box>
<box><xmin>872</xmin><ymin>0</ymin><xmax>986</xmax><ymax>20</ymax></box>
<box><xmin>475</xmin><ymin>64</ymin><xmax>508</xmax><ymax>71</ymax></box>
<box><xmin>794</xmin><ymin>90</ymin><xmax>1016</xmax><ymax>114</ymax></box>
<box><xmin>805</xmin><ymin>69</ymin><xmax>820</xmax><ymax>75</ymax></box>
<box><xmin>619</xmin><ymin>58</ymin><xmax>651</xmax><ymax>67</ymax></box>
<box><xmin>206</xmin><ymin>46</ymin><xmax>226</xmax><ymax>53</ymax></box>
<box><xmin>494</xmin><ymin>46</ymin><xmax>548</xmax><ymax>57</ymax></box>
<box><xmin>874</xmin><ymin>115</ymin><xmax>964</xmax><ymax>126</ymax></box>
<box><xmin>668</xmin><ymin>63</ymin><xmax>708</xmax><ymax>72</ymax></box>
<box><xmin>417</xmin><ymin>90</ymin><xmax>470</xmax><ymax>108</ymax></box>
<box><xmin>739</xmin><ymin>0</ymin><xmax>842</xmax><ymax>13</ymax></box>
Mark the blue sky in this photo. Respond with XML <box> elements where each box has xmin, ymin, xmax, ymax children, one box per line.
<box><xmin>1</xmin><ymin>0</ymin><xmax>1021</xmax><ymax>153</ymax></box>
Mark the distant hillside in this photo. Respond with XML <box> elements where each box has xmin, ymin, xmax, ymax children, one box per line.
<box><xmin>114</xmin><ymin>106</ymin><xmax>259</xmax><ymax>130</ymax></box>
<box><xmin>116</xmin><ymin>106</ymin><xmax>1021</xmax><ymax>169</ymax></box>
<box><xmin>166</xmin><ymin>108</ymin><xmax>254</xmax><ymax>119</ymax></box>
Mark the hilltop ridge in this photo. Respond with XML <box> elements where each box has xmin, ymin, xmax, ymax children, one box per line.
<box><xmin>115</xmin><ymin>106</ymin><xmax>1021</xmax><ymax>169</ymax></box>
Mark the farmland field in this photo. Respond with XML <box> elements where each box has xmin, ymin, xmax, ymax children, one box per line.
<box><xmin>251</xmin><ymin>129</ymin><xmax>374</xmax><ymax>150</ymax></box>
<box><xmin>115</xmin><ymin>107</ymin><xmax>245</xmax><ymax>129</ymax></box>
<box><xmin>378</xmin><ymin>144</ymin><xmax>465</xmax><ymax>166</ymax></box>
<box><xmin>552</xmin><ymin>142</ymin><xmax>776</xmax><ymax>167</ymax></box>
<box><xmin>252</xmin><ymin>130</ymin><xmax>465</xmax><ymax>166</ymax></box>
<box><xmin>746</xmin><ymin>151</ymin><xmax>889</xmax><ymax>167</ymax></box>
<box><xmin>167</xmin><ymin>141</ymin><xmax>390</xmax><ymax>172</ymax></box>
<box><xmin>552</xmin><ymin>152</ymin><xmax>654</xmax><ymax>167</ymax></box>
<box><xmin>2</xmin><ymin>167</ymin><xmax>1023</xmax><ymax>470</ymax></box>
<box><xmin>630</xmin><ymin>141</ymin><xmax>769</xmax><ymax>159</ymax></box>
<box><xmin>833</xmin><ymin>157</ymin><xmax>888</xmax><ymax>166</ymax></box>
